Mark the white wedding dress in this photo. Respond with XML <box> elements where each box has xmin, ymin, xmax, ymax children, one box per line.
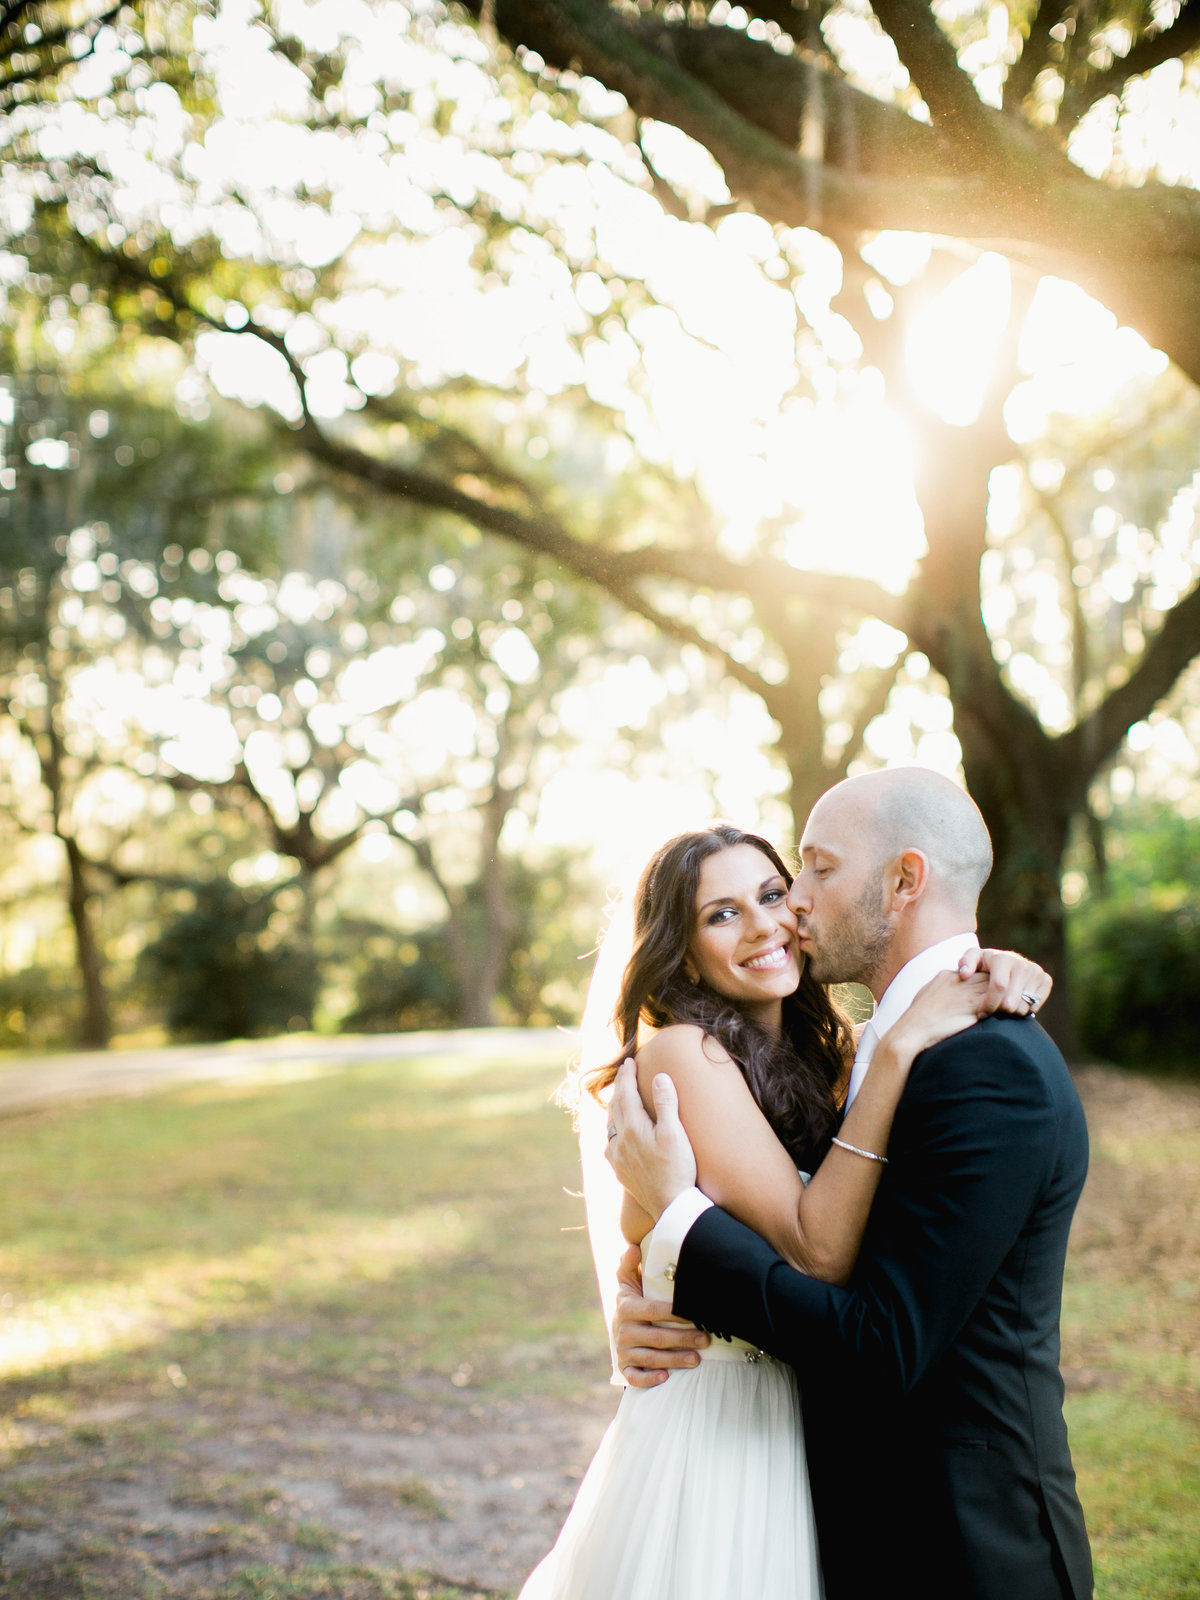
<box><xmin>518</xmin><ymin>1224</ymin><xmax>824</xmax><ymax>1600</ymax></box>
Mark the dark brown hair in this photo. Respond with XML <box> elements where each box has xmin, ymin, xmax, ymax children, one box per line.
<box><xmin>586</xmin><ymin>824</ymin><xmax>852</xmax><ymax>1168</ymax></box>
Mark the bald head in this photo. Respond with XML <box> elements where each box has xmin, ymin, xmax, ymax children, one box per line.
<box><xmin>813</xmin><ymin>768</ymin><xmax>992</xmax><ymax>911</ymax></box>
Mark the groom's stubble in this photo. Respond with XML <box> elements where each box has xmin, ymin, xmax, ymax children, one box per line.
<box><xmin>798</xmin><ymin>866</ymin><xmax>893</xmax><ymax>990</ymax></box>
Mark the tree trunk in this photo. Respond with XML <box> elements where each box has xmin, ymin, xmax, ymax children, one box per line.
<box><xmin>62</xmin><ymin>835</ymin><xmax>110</xmax><ymax>1049</ymax></box>
<box><xmin>445</xmin><ymin>882</ymin><xmax>504</xmax><ymax>1028</ymax></box>
<box><xmin>455</xmin><ymin>774</ymin><xmax>518</xmax><ymax>1028</ymax></box>
<box><xmin>470</xmin><ymin>842</ymin><xmax>513</xmax><ymax>1027</ymax></box>
<box><xmin>964</xmin><ymin>754</ymin><xmax>1080</xmax><ymax>1056</ymax></box>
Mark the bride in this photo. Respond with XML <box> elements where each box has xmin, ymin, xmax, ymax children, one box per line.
<box><xmin>518</xmin><ymin>822</ymin><xmax>1050</xmax><ymax>1600</ymax></box>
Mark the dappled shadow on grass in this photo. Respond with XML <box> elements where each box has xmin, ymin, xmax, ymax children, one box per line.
<box><xmin>0</xmin><ymin>1045</ymin><xmax>600</xmax><ymax>1391</ymax></box>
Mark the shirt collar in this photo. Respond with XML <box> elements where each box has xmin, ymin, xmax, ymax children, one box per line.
<box><xmin>868</xmin><ymin>931</ymin><xmax>981</xmax><ymax>1040</ymax></box>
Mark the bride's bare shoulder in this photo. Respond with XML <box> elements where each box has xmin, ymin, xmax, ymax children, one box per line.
<box><xmin>636</xmin><ymin>1023</ymin><xmax>735</xmax><ymax>1076</ymax></box>
<box><xmin>633</xmin><ymin>1025</ymin><xmax>744</xmax><ymax>1118</ymax></box>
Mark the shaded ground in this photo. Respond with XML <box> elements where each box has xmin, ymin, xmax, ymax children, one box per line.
<box><xmin>0</xmin><ymin>1038</ymin><xmax>1197</xmax><ymax>1598</ymax></box>
<box><xmin>0</xmin><ymin>1373</ymin><xmax>616</xmax><ymax>1597</ymax></box>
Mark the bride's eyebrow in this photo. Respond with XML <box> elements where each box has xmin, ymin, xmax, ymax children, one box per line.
<box><xmin>696</xmin><ymin>876</ymin><xmax>784</xmax><ymax>914</ymax></box>
<box><xmin>696</xmin><ymin>894</ymin><xmax>736</xmax><ymax>914</ymax></box>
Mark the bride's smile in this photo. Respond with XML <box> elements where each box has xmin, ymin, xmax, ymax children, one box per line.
<box><xmin>742</xmin><ymin>943</ymin><xmax>791</xmax><ymax>971</ymax></box>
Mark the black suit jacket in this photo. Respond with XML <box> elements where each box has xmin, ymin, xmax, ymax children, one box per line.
<box><xmin>673</xmin><ymin>1013</ymin><xmax>1093</xmax><ymax>1600</ymax></box>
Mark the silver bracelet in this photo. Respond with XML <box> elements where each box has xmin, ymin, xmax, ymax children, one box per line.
<box><xmin>831</xmin><ymin>1135</ymin><xmax>888</xmax><ymax>1165</ymax></box>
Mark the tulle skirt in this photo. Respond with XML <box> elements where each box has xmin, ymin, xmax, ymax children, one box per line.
<box><xmin>518</xmin><ymin>1347</ymin><xmax>823</xmax><ymax>1600</ymax></box>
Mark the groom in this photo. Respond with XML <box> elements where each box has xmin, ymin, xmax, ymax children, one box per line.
<box><xmin>607</xmin><ymin>768</ymin><xmax>1093</xmax><ymax>1600</ymax></box>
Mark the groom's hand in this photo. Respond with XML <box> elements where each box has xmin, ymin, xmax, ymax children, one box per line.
<box><xmin>605</xmin><ymin>1059</ymin><xmax>698</xmax><ymax>1221</ymax></box>
<box><xmin>613</xmin><ymin>1244</ymin><xmax>709</xmax><ymax>1388</ymax></box>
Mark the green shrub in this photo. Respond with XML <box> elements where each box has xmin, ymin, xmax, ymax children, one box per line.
<box><xmin>1071</xmin><ymin>886</ymin><xmax>1200</xmax><ymax>1071</ymax></box>
<box><xmin>139</xmin><ymin>880</ymin><xmax>318</xmax><ymax>1041</ymax></box>
<box><xmin>338</xmin><ymin>923</ymin><xmax>458</xmax><ymax>1032</ymax></box>
<box><xmin>0</xmin><ymin>965</ymin><xmax>79</xmax><ymax>1049</ymax></box>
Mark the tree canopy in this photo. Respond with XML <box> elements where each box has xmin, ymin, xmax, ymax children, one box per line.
<box><xmin>477</xmin><ymin>0</ymin><xmax>1200</xmax><ymax>380</ymax></box>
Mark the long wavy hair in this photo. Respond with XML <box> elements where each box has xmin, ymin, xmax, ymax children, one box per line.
<box><xmin>585</xmin><ymin>824</ymin><xmax>852</xmax><ymax>1168</ymax></box>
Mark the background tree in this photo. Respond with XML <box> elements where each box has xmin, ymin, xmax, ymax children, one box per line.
<box><xmin>0</xmin><ymin>370</ymin><xmax>282</xmax><ymax>1042</ymax></box>
<box><xmin>2</xmin><ymin>0</ymin><xmax>126</xmax><ymax>112</ymax></box>
<box><xmin>155</xmin><ymin>528</ymin><xmax>632</xmax><ymax>1028</ymax></box>
<box><xmin>9</xmin><ymin>0</ymin><xmax>1200</xmax><ymax>1048</ymax></box>
<box><xmin>2</xmin><ymin>343</ymin><xmax>754</xmax><ymax>1043</ymax></box>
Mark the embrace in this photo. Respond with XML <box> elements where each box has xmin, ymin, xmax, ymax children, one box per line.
<box><xmin>520</xmin><ymin>767</ymin><xmax>1092</xmax><ymax>1600</ymax></box>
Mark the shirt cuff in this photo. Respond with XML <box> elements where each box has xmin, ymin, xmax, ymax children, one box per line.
<box><xmin>641</xmin><ymin>1188</ymin><xmax>714</xmax><ymax>1302</ymax></box>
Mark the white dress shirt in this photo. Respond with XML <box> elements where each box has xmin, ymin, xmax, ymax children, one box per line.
<box><xmin>844</xmin><ymin>931</ymin><xmax>980</xmax><ymax>1107</ymax></box>
<box><xmin>643</xmin><ymin>930</ymin><xmax>981</xmax><ymax>1296</ymax></box>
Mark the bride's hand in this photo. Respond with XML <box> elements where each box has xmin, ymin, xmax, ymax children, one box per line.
<box><xmin>884</xmin><ymin>969</ymin><xmax>992</xmax><ymax>1063</ymax></box>
<box><xmin>957</xmin><ymin>947</ymin><xmax>1052</xmax><ymax>1018</ymax></box>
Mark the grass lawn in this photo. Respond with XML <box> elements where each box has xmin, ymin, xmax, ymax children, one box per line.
<box><xmin>1061</xmin><ymin>1067</ymin><xmax>1200</xmax><ymax>1600</ymax></box>
<box><xmin>0</xmin><ymin>1038</ymin><xmax>1196</xmax><ymax>1596</ymax></box>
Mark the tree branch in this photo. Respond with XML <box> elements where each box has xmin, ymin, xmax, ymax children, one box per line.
<box><xmin>285</xmin><ymin>397</ymin><xmax>907</xmax><ymax>627</ymax></box>
<box><xmin>1004</xmin><ymin>0</ymin><xmax>1074</xmax><ymax>108</ymax></box>
<box><xmin>79</xmin><ymin>852</ymin><xmax>200</xmax><ymax>891</ymax></box>
<box><xmin>1025</xmin><ymin>477</ymin><xmax>1090</xmax><ymax>709</ymax></box>
<box><xmin>359</xmin><ymin>390</ymin><xmax>541</xmax><ymax>504</ymax></box>
<box><xmin>1070</xmin><ymin>0</ymin><xmax>1200</xmax><ymax>119</ymax></box>
<box><xmin>744</xmin><ymin>0</ymin><xmax>833</xmax><ymax>42</ymax></box>
<box><xmin>866</xmin><ymin>0</ymin><xmax>994</xmax><ymax>151</ymax></box>
<box><xmin>390</xmin><ymin>808</ymin><xmax>455</xmax><ymax>912</ymax></box>
<box><xmin>1065</xmin><ymin>577</ymin><xmax>1200</xmax><ymax>779</ymax></box>
<box><xmin>0</xmin><ymin>2</ymin><xmax>121</xmax><ymax>99</ymax></box>
<box><xmin>843</xmin><ymin>654</ymin><xmax>905</xmax><ymax>765</ymax></box>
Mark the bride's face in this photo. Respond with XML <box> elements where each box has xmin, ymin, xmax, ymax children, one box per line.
<box><xmin>685</xmin><ymin>844</ymin><xmax>802</xmax><ymax>1024</ymax></box>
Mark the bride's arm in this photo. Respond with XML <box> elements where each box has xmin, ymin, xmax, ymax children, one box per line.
<box><xmin>620</xmin><ymin>1186</ymin><xmax>655</xmax><ymax>1247</ymax></box>
<box><xmin>636</xmin><ymin>974</ymin><xmax>991</xmax><ymax>1286</ymax></box>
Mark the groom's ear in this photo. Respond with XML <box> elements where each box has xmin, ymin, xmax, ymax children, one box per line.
<box><xmin>887</xmin><ymin>848</ymin><xmax>931</xmax><ymax>910</ymax></box>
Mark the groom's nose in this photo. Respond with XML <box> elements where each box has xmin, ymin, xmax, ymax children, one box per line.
<box><xmin>787</xmin><ymin>877</ymin><xmax>810</xmax><ymax>915</ymax></box>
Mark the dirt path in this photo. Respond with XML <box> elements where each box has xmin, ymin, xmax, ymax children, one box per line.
<box><xmin>0</xmin><ymin>1029</ymin><xmax>564</xmax><ymax>1118</ymax></box>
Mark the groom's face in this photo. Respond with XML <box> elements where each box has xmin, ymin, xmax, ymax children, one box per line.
<box><xmin>788</xmin><ymin>796</ymin><xmax>893</xmax><ymax>988</ymax></box>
